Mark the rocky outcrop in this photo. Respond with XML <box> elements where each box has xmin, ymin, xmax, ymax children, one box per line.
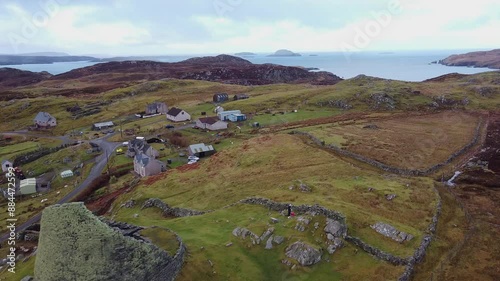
<box><xmin>371</xmin><ymin>222</ymin><xmax>414</xmax><ymax>243</ymax></box>
<box><xmin>285</xmin><ymin>242</ymin><xmax>322</xmax><ymax>266</ymax></box>
<box><xmin>438</xmin><ymin>49</ymin><xmax>500</xmax><ymax>69</ymax></box>
<box><xmin>142</xmin><ymin>198</ymin><xmax>206</xmax><ymax>217</ymax></box>
<box><xmin>34</xmin><ymin>202</ymin><xmax>185</xmax><ymax>281</ymax></box>
<box><xmin>324</xmin><ymin>218</ymin><xmax>347</xmax><ymax>238</ymax></box>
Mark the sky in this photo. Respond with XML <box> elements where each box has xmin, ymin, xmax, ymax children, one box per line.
<box><xmin>0</xmin><ymin>0</ymin><xmax>499</xmax><ymax>56</ymax></box>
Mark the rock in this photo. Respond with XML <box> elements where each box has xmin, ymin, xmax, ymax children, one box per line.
<box><xmin>226</xmin><ymin>242</ymin><xmax>233</xmax><ymax>247</ymax></box>
<box><xmin>270</xmin><ymin>217</ymin><xmax>279</xmax><ymax>224</ymax></box>
<box><xmin>281</xmin><ymin>259</ymin><xmax>293</xmax><ymax>267</ymax></box>
<box><xmin>371</xmin><ymin>222</ymin><xmax>414</xmax><ymax>243</ymax></box>
<box><xmin>208</xmin><ymin>260</ymin><xmax>214</xmax><ymax>267</ymax></box>
<box><xmin>324</xmin><ymin>218</ymin><xmax>346</xmax><ymax>238</ymax></box>
<box><xmin>260</xmin><ymin>227</ymin><xmax>275</xmax><ymax>242</ymax></box>
<box><xmin>133</xmin><ymin>214</ymin><xmax>139</xmax><ymax>218</ymax></box>
<box><xmin>295</xmin><ymin>223</ymin><xmax>306</xmax><ymax>232</ymax></box>
<box><xmin>232</xmin><ymin>227</ymin><xmax>242</xmax><ymax>237</ymax></box>
<box><xmin>327</xmin><ymin>233</ymin><xmax>335</xmax><ymax>241</ymax></box>
<box><xmin>385</xmin><ymin>194</ymin><xmax>397</xmax><ymax>201</ymax></box>
<box><xmin>123</xmin><ymin>200</ymin><xmax>136</xmax><ymax>208</ymax></box>
<box><xmin>299</xmin><ymin>183</ymin><xmax>311</xmax><ymax>192</ymax></box>
<box><xmin>368</xmin><ymin>187</ymin><xmax>376</xmax><ymax>192</ymax></box>
<box><xmin>285</xmin><ymin>241</ymin><xmax>322</xmax><ymax>266</ymax></box>
<box><xmin>363</xmin><ymin>124</ymin><xmax>379</xmax><ymax>129</ymax></box>
<box><xmin>297</xmin><ymin>216</ymin><xmax>311</xmax><ymax>225</ymax></box>
<box><xmin>314</xmin><ymin>222</ymin><xmax>319</xmax><ymax>230</ymax></box>
<box><xmin>20</xmin><ymin>276</ymin><xmax>34</xmax><ymax>281</ymax></box>
<box><xmin>327</xmin><ymin>238</ymin><xmax>344</xmax><ymax>255</ymax></box>
<box><xmin>265</xmin><ymin>236</ymin><xmax>274</xmax><ymax>249</ymax></box>
<box><xmin>273</xmin><ymin>236</ymin><xmax>285</xmax><ymax>245</ymax></box>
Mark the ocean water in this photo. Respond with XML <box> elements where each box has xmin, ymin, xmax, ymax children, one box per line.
<box><xmin>4</xmin><ymin>50</ymin><xmax>496</xmax><ymax>82</ymax></box>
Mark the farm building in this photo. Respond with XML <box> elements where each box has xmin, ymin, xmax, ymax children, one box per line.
<box><xmin>1</xmin><ymin>160</ymin><xmax>12</xmax><ymax>173</ymax></box>
<box><xmin>188</xmin><ymin>143</ymin><xmax>216</xmax><ymax>158</ymax></box>
<box><xmin>166</xmin><ymin>107</ymin><xmax>191</xmax><ymax>122</ymax></box>
<box><xmin>234</xmin><ymin>94</ymin><xmax>249</xmax><ymax>100</ymax></box>
<box><xmin>60</xmin><ymin>170</ymin><xmax>74</xmax><ymax>178</ymax></box>
<box><xmin>19</xmin><ymin>178</ymin><xmax>37</xmax><ymax>195</ymax></box>
<box><xmin>134</xmin><ymin>153</ymin><xmax>166</xmax><ymax>177</ymax></box>
<box><xmin>213</xmin><ymin>93</ymin><xmax>229</xmax><ymax>103</ymax></box>
<box><xmin>34</xmin><ymin>112</ymin><xmax>57</xmax><ymax>128</ymax></box>
<box><xmin>196</xmin><ymin>117</ymin><xmax>228</xmax><ymax>131</ymax></box>
<box><xmin>228</xmin><ymin>113</ymin><xmax>247</xmax><ymax>122</ymax></box>
<box><xmin>146</xmin><ymin>102</ymin><xmax>168</xmax><ymax>115</ymax></box>
<box><xmin>218</xmin><ymin>110</ymin><xmax>241</xmax><ymax>121</ymax></box>
<box><xmin>92</xmin><ymin>121</ymin><xmax>115</xmax><ymax>131</ymax></box>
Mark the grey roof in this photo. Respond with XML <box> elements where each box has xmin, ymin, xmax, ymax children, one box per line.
<box><xmin>34</xmin><ymin>112</ymin><xmax>54</xmax><ymax>122</ymax></box>
<box><xmin>167</xmin><ymin>107</ymin><xmax>183</xmax><ymax>117</ymax></box>
<box><xmin>189</xmin><ymin>143</ymin><xmax>215</xmax><ymax>153</ymax></box>
<box><xmin>94</xmin><ymin>121</ymin><xmax>114</xmax><ymax>127</ymax></box>
<box><xmin>198</xmin><ymin>117</ymin><xmax>219</xmax><ymax>125</ymax></box>
<box><xmin>135</xmin><ymin>153</ymin><xmax>150</xmax><ymax>167</ymax></box>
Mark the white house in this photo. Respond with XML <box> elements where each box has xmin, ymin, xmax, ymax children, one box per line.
<box><xmin>196</xmin><ymin>117</ymin><xmax>228</xmax><ymax>131</ymax></box>
<box><xmin>134</xmin><ymin>153</ymin><xmax>166</xmax><ymax>177</ymax></box>
<box><xmin>34</xmin><ymin>112</ymin><xmax>57</xmax><ymax>128</ymax></box>
<box><xmin>166</xmin><ymin>107</ymin><xmax>191</xmax><ymax>122</ymax></box>
<box><xmin>1</xmin><ymin>160</ymin><xmax>13</xmax><ymax>172</ymax></box>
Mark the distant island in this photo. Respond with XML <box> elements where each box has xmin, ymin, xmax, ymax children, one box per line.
<box><xmin>234</xmin><ymin>52</ymin><xmax>257</xmax><ymax>56</ymax></box>
<box><xmin>267</xmin><ymin>49</ymin><xmax>301</xmax><ymax>57</ymax></box>
<box><xmin>437</xmin><ymin>49</ymin><xmax>500</xmax><ymax>69</ymax></box>
<box><xmin>0</xmin><ymin>55</ymin><xmax>98</xmax><ymax>66</ymax></box>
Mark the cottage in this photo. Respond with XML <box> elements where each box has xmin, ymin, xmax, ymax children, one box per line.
<box><xmin>234</xmin><ymin>94</ymin><xmax>249</xmax><ymax>101</ymax></box>
<box><xmin>92</xmin><ymin>121</ymin><xmax>115</xmax><ymax>131</ymax></box>
<box><xmin>228</xmin><ymin>113</ymin><xmax>247</xmax><ymax>122</ymax></box>
<box><xmin>218</xmin><ymin>110</ymin><xmax>241</xmax><ymax>121</ymax></box>
<box><xmin>146</xmin><ymin>102</ymin><xmax>168</xmax><ymax>115</ymax></box>
<box><xmin>196</xmin><ymin>117</ymin><xmax>228</xmax><ymax>131</ymax></box>
<box><xmin>133</xmin><ymin>153</ymin><xmax>166</xmax><ymax>177</ymax></box>
<box><xmin>166</xmin><ymin>107</ymin><xmax>191</xmax><ymax>122</ymax></box>
<box><xmin>1</xmin><ymin>160</ymin><xmax>13</xmax><ymax>173</ymax></box>
<box><xmin>213</xmin><ymin>93</ymin><xmax>229</xmax><ymax>103</ymax></box>
<box><xmin>188</xmin><ymin>143</ymin><xmax>216</xmax><ymax>158</ymax></box>
<box><xmin>127</xmin><ymin>138</ymin><xmax>159</xmax><ymax>158</ymax></box>
<box><xmin>34</xmin><ymin>112</ymin><xmax>57</xmax><ymax>128</ymax></box>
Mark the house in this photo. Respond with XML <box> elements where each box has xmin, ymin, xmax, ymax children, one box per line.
<box><xmin>134</xmin><ymin>153</ymin><xmax>166</xmax><ymax>177</ymax></box>
<box><xmin>196</xmin><ymin>117</ymin><xmax>228</xmax><ymax>131</ymax></box>
<box><xmin>166</xmin><ymin>107</ymin><xmax>191</xmax><ymax>122</ymax></box>
<box><xmin>218</xmin><ymin>110</ymin><xmax>241</xmax><ymax>121</ymax></box>
<box><xmin>34</xmin><ymin>112</ymin><xmax>57</xmax><ymax>128</ymax></box>
<box><xmin>92</xmin><ymin>121</ymin><xmax>115</xmax><ymax>131</ymax></box>
<box><xmin>60</xmin><ymin>170</ymin><xmax>74</xmax><ymax>178</ymax></box>
<box><xmin>1</xmin><ymin>160</ymin><xmax>13</xmax><ymax>173</ymax></box>
<box><xmin>127</xmin><ymin>138</ymin><xmax>159</xmax><ymax>158</ymax></box>
<box><xmin>146</xmin><ymin>102</ymin><xmax>168</xmax><ymax>115</ymax></box>
<box><xmin>228</xmin><ymin>113</ymin><xmax>247</xmax><ymax>122</ymax></box>
<box><xmin>213</xmin><ymin>93</ymin><xmax>229</xmax><ymax>103</ymax></box>
<box><xmin>188</xmin><ymin>143</ymin><xmax>216</xmax><ymax>158</ymax></box>
<box><xmin>234</xmin><ymin>94</ymin><xmax>249</xmax><ymax>100</ymax></box>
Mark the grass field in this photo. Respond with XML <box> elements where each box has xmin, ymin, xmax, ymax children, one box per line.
<box><xmin>302</xmin><ymin>112</ymin><xmax>480</xmax><ymax>170</ymax></box>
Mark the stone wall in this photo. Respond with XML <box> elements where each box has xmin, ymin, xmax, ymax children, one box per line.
<box><xmin>34</xmin><ymin>202</ymin><xmax>185</xmax><ymax>281</ymax></box>
<box><xmin>142</xmin><ymin>198</ymin><xmax>207</xmax><ymax>217</ymax></box>
<box><xmin>344</xmin><ymin>236</ymin><xmax>409</xmax><ymax>266</ymax></box>
<box><xmin>291</xmin><ymin>120</ymin><xmax>482</xmax><ymax>176</ymax></box>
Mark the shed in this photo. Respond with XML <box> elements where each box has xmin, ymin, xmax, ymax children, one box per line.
<box><xmin>234</xmin><ymin>94</ymin><xmax>249</xmax><ymax>100</ymax></box>
<box><xmin>188</xmin><ymin>143</ymin><xmax>216</xmax><ymax>158</ymax></box>
<box><xmin>228</xmin><ymin>113</ymin><xmax>247</xmax><ymax>122</ymax></box>
<box><xmin>60</xmin><ymin>170</ymin><xmax>74</xmax><ymax>178</ymax></box>
<box><xmin>218</xmin><ymin>110</ymin><xmax>241</xmax><ymax>121</ymax></box>
<box><xmin>213</xmin><ymin>93</ymin><xmax>229</xmax><ymax>103</ymax></box>
<box><xmin>19</xmin><ymin>178</ymin><xmax>37</xmax><ymax>195</ymax></box>
<box><xmin>92</xmin><ymin>121</ymin><xmax>115</xmax><ymax>131</ymax></box>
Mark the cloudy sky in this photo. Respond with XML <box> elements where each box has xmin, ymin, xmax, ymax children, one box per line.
<box><xmin>0</xmin><ymin>0</ymin><xmax>499</xmax><ymax>56</ymax></box>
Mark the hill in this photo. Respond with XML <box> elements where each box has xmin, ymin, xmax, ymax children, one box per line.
<box><xmin>438</xmin><ymin>49</ymin><xmax>500</xmax><ymax>69</ymax></box>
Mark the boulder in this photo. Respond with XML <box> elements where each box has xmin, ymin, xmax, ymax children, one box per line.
<box><xmin>20</xmin><ymin>276</ymin><xmax>34</xmax><ymax>281</ymax></box>
<box><xmin>324</xmin><ymin>218</ymin><xmax>346</xmax><ymax>238</ymax></box>
<box><xmin>285</xmin><ymin>242</ymin><xmax>322</xmax><ymax>266</ymax></box>
<box><xmin>273</xmin><ymin>236</ymin><xmax>285</xmax><ymax>245</ymax></box>
<box><xmin>385</xmin><ymin>194</ymin><xmax>397</xmax><ymax>201</ymax></box>
<box><xmin>260</xmin><ymin>227</ymin><xmax>275</xmax><ymax>242</ymax></box>
<box><xmin>265</xmin><ymin>236</ymin><xmax>274</xmax><ymax>250</ymax></box>
<box><xmin>327</xmin><ymin>238</ymin><xmax>344</xmax><ymax>255</ymax></box>
<box><xmin>371</xmin><ymin>222</ymin><xmax>413</xmax><ymax>243</ymax></box>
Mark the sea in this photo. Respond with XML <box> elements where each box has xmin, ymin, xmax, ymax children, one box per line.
<box><xmin>4</xmin><ymin>49</ymin><xmax>497</xmax><ymax>82</ymax></box>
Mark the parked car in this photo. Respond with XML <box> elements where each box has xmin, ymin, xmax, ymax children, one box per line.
<box><xmin>187</xmin><ymin>160</ymin><xmax>198</xmax><ymax>165</ymax></box>
<box><xmin>188</xmin><ymin>156</ymin><xmax>200</xmax><ymax>161</ymax></box>
<box><xmin>165</xmin><ymin>125</ymin><xmax>175</xmax><ymax>129</ymax></box>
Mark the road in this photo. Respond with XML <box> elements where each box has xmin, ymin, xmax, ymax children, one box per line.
<box><xmin>0</xmin><ymin>135</ymin><xmax>120</xmax><ymax>243</ymax></box>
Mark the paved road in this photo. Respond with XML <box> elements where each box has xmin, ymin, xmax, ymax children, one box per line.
<box><xmin>0</xmin><ymin>136</ymin><xmax>120</xmax><ymax>243</ymax></box>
